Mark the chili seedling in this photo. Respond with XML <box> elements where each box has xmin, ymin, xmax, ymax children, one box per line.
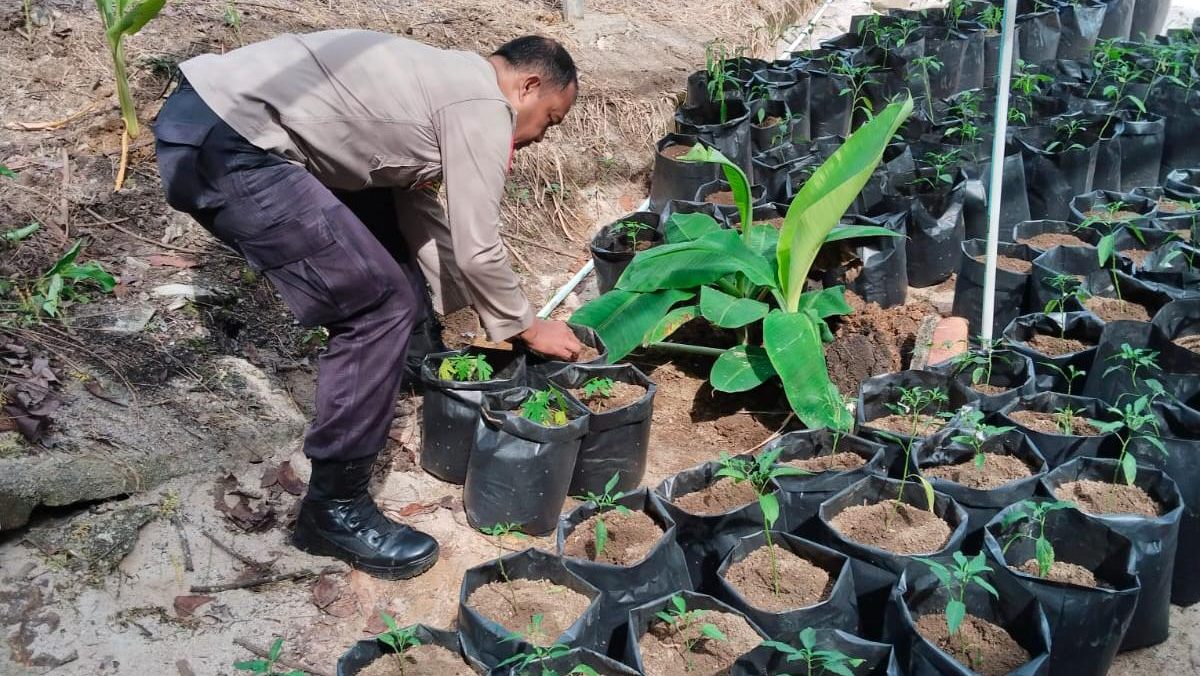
<box><xmin>705</xmin><ymin>41</ymin><xmax>733</xmax><ymax>124</ymax></box>
<box><xmin>1090</xmin><ymin>395</ymin><xmax>1165</xmax><ymax>485</ymax></box>
<box><xmin>233</xmin><ymin>637</ymin><xmax>306</xmax><ymax>676</ymax></box>
<box><xmin>653</xmin><ymin>594</ymin><xmax>728</xmax><ymax>672</ymax></box>
<box><xmin>376</xmin><ymin>612</ymin><xmax>421</xmax><ymax>676</ymax></box>
<box><xmin>914</xmin><ymin>149</ymin><xmax>960</xmax><ymax>191</ymax></box>
<box><xmin>479</xmin><ymin>522</ymin><xmax>527</xmax><ymax>614</ymax></box>
<box><xmin>520</xmin><ymin>388</ymin><xmax>571</xmax><ymax>427</ymax></box>
<box><xmin>913</xmin><ymin>550</ymin><xmax>999</xmax><ymax>661</ymax></box>
<box><xmin>497</xmin><ymin>615</ymin><xmax>602</xmax><ymax>675</ymax></box>
<box><xmin>950</xmin><ymin>339</ymin><xmax>1009</xmax><ymax>389</ymax></box>
<box><xmin>438</xmin><ymin>353</ymin><xmax>495</xmax><ymax>382</ymax></box>
<box><xmin>581</xmin><ymin>376</ymin><xmax>616</xmax><ymax>399</ymax></box>
<box><xmin>571</xmin><ymin>472</ymin><xmax>632</xmax><ymax>557</ymax></box>
<box><xmin>912</xmin><ymin>55</ymin><xmax>944</xmax><ymax>122</ymax></box>
<box><xmin>882</xmin><ymin>386</ymin><xmax>948</xmax><ymax>513</ymax></box>
<box><xmin>1102</xmin><ymin>343</ymin><xmax>1164</xmax><ymax>401</ymax></box>
<box><xmin>1043</xmin><ymin>274</ymin><xmax>1089</xmax><ymax>336</ymax></box>
<box><xmin>761</xmin><ymin>627</ymin><xmax>866</xmax><ymax>676</ymax></box>
<box><xmin>999</xmin><ymin>499</ymin><xmax>1075</xmax><ymax>578</ymax></box>
<box><xmin>611</xmin><ymin>219</ymin><xmax>654</xmax><ymax>245</ymax></box>
<box><xmin>951</xmin><ymin>408</ymin><xmax>1016</xmax><ymax>469</ymax></box>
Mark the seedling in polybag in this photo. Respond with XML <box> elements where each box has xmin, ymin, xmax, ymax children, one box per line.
<box><xmin>912</xmin><ymin>55</ymin><xmax>943</xmax><ymax>122</ymax></box>
<box><xmin>571</xmin><ymin>472</ymin><xmax>632</xmax><ymax>557</ymax></box>
<box><xmin>1000</xmin><ymin>499</ymin><xmax>1075</xmax><ymax>579</ymax></box>
<box><xmin>761</xmin><ymin>627</ymin><xmax>866</xmax><ymax>676</ymax></box>
<box><xmin>376</xmin><ymin>612</ymin><xmax>421</xmax><ymax>676</ymax></box>
<box><xmin>913</xmin><ymin>550</ymin><xmax>999</xmax><ymax>638</ymax></box>
<box><xmin>1103</xmin><ymin>343</ymin><xmax>1164</xmax><ymax>401</ymax></box>
<box><xmin>914</xmin><ymin>149</ymin><xmax>960</xmax><ymax>191</ymax></box>
<box><xmin>951</xmin><ymin>338</ymin><xmax>1008</xmax><ymax>389</ymax></box>
<box><xmin>828</xmin><ymin>56</ymin><xmax>881</xmax><ymax>132</ymax></box>
<box><xmin>497</xmin><ymin>615</ymin><xmax>602</xmax><ymax>675</ymax></box>
<box><xmin>881</xmin><ymin>386</ymin><xmax>947</xmax><ymax>515</ymax></box>
<box><xmin>980</xmin><ymin>3</ymin><xmax>1004</xmax><ymax>33</ymax></box>
<box><xmin>1043</xmin><ymin>274</ymin><xmax>1089</xmax><ymax>337</ymax></box>
<box><xmin>705</xmin><ymin>41</ymin><xmax>734</xmax><ymax>124</ymax></box>
<box><xmin>520</xmin><ymin>388</ymin><xmax>571</xmax><ymax>427</ymax></box>
<box><xmin>1091</xmin><ymin>395</ymin><xmax>1165</xmax><ymax>485</ymax></box>
<box><xmin>654</xmin><ymin>594</ymin><xmax>728</xmax><ymax>672</ymax></box>
<box><xmin>1044</xmin><ymin>363</ymin><xmax>1086</xmax><ymax>398</ymax></box>
<box><xmin>612</xmin><ymin>219</ymin><xmax>654</xmax><ymax>244</ymax></box>
<box><xmin>950</xmin><ymin>407</ymin><xmax>1015</xmax><ymax>469</ymax></box>
<box><xmin>716</xmin><ymin>448</ymin><xmax>808</xmax><ymax>597</ymax></box>
<box><xmin>233</xmin><ymin>637</ymin><xmax>306</xmax><ymax>675</ymax></box>
<box><xmin>581</xmin><ymin>377</ymin><xmax>616</xmax><ymax>399</ymax></box>
<box><xmin>438</xmin><ymin>353</ymin><xmax>494</xmax><ymax>382</ymax></box>
<box><xmin>479</xmin><ymin>522</ymin><xmax>527</xmax><ymax>614</ymax></box>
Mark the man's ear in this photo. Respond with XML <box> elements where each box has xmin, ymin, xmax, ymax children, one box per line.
<box><xmin>520</xmin><ymin>74</ymin><xmax>543</xmax><ymax>101</ymax></box>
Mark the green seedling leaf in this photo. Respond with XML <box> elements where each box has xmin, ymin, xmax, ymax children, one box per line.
<box><xmin>0</xmin><ymin>164</ymin><xmax>15</xmax><ymax>178</ymax></box>
<box><xmin>946</xmin><ymin>599</ymin><xmax>966</xmax><ymax>635</ymax></box>
<box><xmin>710</xmin><ymin>345</ymin><xmax>777</xmax><ymax>393</ymax></box>
<box><xmin>701</xmin><ymin>623</ymin><xmax>728</xmax><ymax>641</ymax></box>
<box><xmin>699</xmin><ymin>285</ymin><xmax>770</xmax><ymax>328</ymax></box>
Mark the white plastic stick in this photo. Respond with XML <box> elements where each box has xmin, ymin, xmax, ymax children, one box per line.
<box><xmin>980</xmin><ymin>0</ymin><xmax>1021</xmax><ymax>342</ymax></box>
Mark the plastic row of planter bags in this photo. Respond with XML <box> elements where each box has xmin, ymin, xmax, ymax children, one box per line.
<box><xmin>337</xmin><ymin>3</ymin><xmax>1200</xmax><ymax>676</ymax></box>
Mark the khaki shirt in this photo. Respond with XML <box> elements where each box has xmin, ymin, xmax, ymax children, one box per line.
<box><xmin>180</xmin><ymin>30</ymin><xmax>532</xmax><ymax>340</ymax></box>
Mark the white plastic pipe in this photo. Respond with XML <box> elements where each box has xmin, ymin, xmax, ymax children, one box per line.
<box><xmin>537</xmin><ymin>0</ymin><xmax>837</xmax><ymax>319</ymax></box>
<box><xmin>979</xmin><ymin>0</ymin><xmax>1021</xmax><ymax>342</ymax></box>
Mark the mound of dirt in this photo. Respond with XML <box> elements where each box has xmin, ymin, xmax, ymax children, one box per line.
<box><xmin>824</xmin><ymin>294</ymin><xmax>937</xmax><ymax>395</ymax></box>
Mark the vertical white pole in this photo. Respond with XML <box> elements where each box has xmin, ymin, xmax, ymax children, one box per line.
<box><xmin>980</xmin><ymin>0</ymin><xmax>1021</xmax><ymax>342</ymax></box>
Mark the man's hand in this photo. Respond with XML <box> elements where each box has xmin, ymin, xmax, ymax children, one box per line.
<box><xmin>517</xmin><ymin>318</ymin><xmax>584</xmax><ymax>361</ymax></box>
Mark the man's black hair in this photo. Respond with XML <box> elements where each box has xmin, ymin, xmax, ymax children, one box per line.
<box><xmin>492</xmin><ymin>35</ymin><xmax>578</xmax><ymax>89</ymax></box>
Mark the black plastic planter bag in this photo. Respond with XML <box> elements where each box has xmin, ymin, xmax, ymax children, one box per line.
<box><xmin>1067</xmin><ymin>189</ymin><xmax>1158</xmax><ymax>231</ymax></box>
<box><xmin>655</xmin><ymin>459</ymin><xmax>781</xmax><ymax>593</ymax></box>
<box><xmin>766</xmin><ymin>429</ymin><xmax>888</xmax><ymax>532</ymax></box>
<box><xmin>624</xmin><ymin>591</ymin><xmax>768</xmax><ymax>674</ymax></box>
<box><xmin>820</xmin><ymin>211</ymin><xmax>909</xmax><ymax>308</ymax></box>
<box><xmin>1130</xmin><ymin>0</ymin><xmax>1171</xmax><ymax>39</ymax></box>
<box><xmin>1030</xmin><ymin>246</ymin><xmax>1117</xmax><ymax>310</ymax></box>
<box><xmin>808</xmin><ymin>70</ymin><xmax>855</xmax><ymax>138</ymax></box>
<box><xmin>524</xmin><ymin>324</ymin><xmax>609</xmax><ymax>388</ymax></box>
<box><xmin>996</xmin><ymin>392</ymin><xmax>1120</xmax><ymax>467</ymax></box>
<box><xmin>1098</xmin><ymin>0</ymin><xmax>1135</xmax><ymax>39</ymax></box>
<box><xmin>465</xmin><ymin>388</ymin><xmax>589</xmax><ymax>535</ymax></box>
<box><xmin>915</xmin><ymin>428</ymin><xmax>1048</xmax><ymax>545</ymax></box>
<box><xmin>983</xmin><ymin>503</ymin><xmax>1139</xmax><ymax>676</ymax></box>
<box><xmin>488</xmin><ymin>648</ymin><xmax>638</xmax><ymax>676</ymax></box>
<box><xmin>695</xmin><ymin>179</ymin><xmax>767</xmax><ymax>221</ymax></box>
<box><xmin>1165</xmin><ymin>168</ymin><xmax>1200</xmax><ymax>200</ymax></box>
<box><xmin>459</xmin><ymin>548</ymin><xmax>603</xmax><ymax>669</ymax></box>
<box><xmin>1057</xmin><ymin>0</ymin><xmax>1107</xmax><ymax>60</ymax></box>
<box><xmin>338</xmin><ymin>625</ymin><xmax>470</xmax><ymax>676</ymax></box>
<box><xmin>591</xmin><ymin>212</ymin><xmax>662</xmax><ymax>294</ymax></box>
<box><xmin>1082</xmin><ymin>320</ymin><xmax>1200</xmax><ymax>407</ymax></box>
<box><xmin>1093</xmin><ymin>126</ymin><xmax>1124</xmax><ymax>193</ymax></box>
<box><xmin>1040</xmin><ymin>458</ymin><xmax>1183</xmax><ymax>649</ymax></box>
<box><xmin>906</xmin><ymin>182</ymin><xmax>966</xmax><ymax>288</ymax></box>
<box><xmin>1016</xmin><ymin>8</ymin><xmax>1062</xmax><ymax>65</ymax></box>
<box><xmin>1118</xmin><ymin>113</ymin><xmax>1166</xmax><ymax>192</ymax></box>
<box><xmin>952</xmin><ymin>239</ymin><xmax>1037</xmax><ymax>337</ymax></box>
<box><xmin>749</xmin><ymin>101</ymin><xmax>796</xmax><ymax>154</ymax></box>
<box><xmin>648</xmin><ymin>133</ymin><xmax>719</xmax><ymax>215</ymax></box>
<box><xmin>929</xmin><ymin>349</ymin><xmax>1038</xmax><ymax>414</ymax></box>
<box><xmin>1011</xmin><ymin>218</ymin><xmax>1101</xmax><ymax>252</ymax></box>
<box><xmin>662</xmin><ymin>199</ymin><xmax>727</xmax><ymax>230</ymax></box>
<box><xmin>714</xmin><ymin>531</ymin><xmax>858</xmax><ymax>639</ymax></box>
<box><xmin>923</xmin><ymin>33</ymin><xmax>968</xmax><ymax>100</ymax></box>
<box><xmin>732</xmin><ymin>628</ymin><xmax>900</xmax><ymax>676</ymax></box>
<box><xmin>556</xmin><ymin>490</ymin><xmax>692</xmax><ymax>654</ymax></box>
<box><xmin>1081</xmin><ymin>269</ymin><xmax>1174</xmax><ymax>324</ymax></box>
<box><xmin>1150</xmin><ymin>87</ymin><xmax>1200</xmax><ymax>179</ymax></box>
<box><xmin>753</xmin><ymin>69</ymin><xmax>811</xmax><ymax>133</ymax></box>
<box><xmin>752</xmin><ymin>145</ymin><xmax>812</xmax><ymax>203</ymax></box>
<box><xmin>857</xmin><ymin>143</ymin><xmax>915</xmax><ymax>216</ymax></box>
<box><xmin>1138</xmin><ymin>241</ymin><xmax>1200</xmax><ymax>297</ymax></box>
<box><xmin>961</xmin><ymin>146</ymin><xmax>1032</xmax><ymax>241</ymax></box>
<box><xmin>420</xmin><ymin>348</ymin><xmax>527</xmax><ymax>484</ymax></box>
<box><xmin>1018</xmin><ymin>126</ymin><xmax>1100</xmax><ymax>221</ymax></box>
<box><xmin>676</xmin><ymin>100</ymin><xmax>754</xmax><ymax>175</ymax></box>
<box><xmin>856</xmin><ymin>370</ymin><xmax>979</xmax><ymax>463</ymax></box>
<box><xmin>549</xmin><ymin>364</ymin><xmax>655</xmax><ymax>496</ymax></box>
<box><xmin>1001</xmin><ymin>312</ymin><xmax>1105</xmax><ymax>394</ymax></box>
<box><xmin>883</xmin><ymin>570</ymin><xmax>1052</xmax><ymax>676</ymax></box>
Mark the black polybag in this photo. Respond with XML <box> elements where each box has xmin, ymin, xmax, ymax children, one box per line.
<box><xmin>1067</xmin><ymin>189</ymin><xmax>1158</xmax><ymax>231</ymax></box>
<box><xmin>1017</xmin><ymin>125</ymin><xmax>1100</xmax><ymax>221</ymax></box>
<box><xmin>856</xmin><ymin>370</ymin><xmax>980</xmax><ymax>460</ymax></box>
<box><xmin>654</xmin><ymin>459</ymin><xmax>780</xmax><ymax>593</ymax></box>
<box><xmin>1137</xmin><ymin>240</ymin><xmax>1200</xmax><ymax>297</ymax></box>
<box><xmin>808</xmin><ymin>69</ymin><xmax>855</xmax><ymax>138</ymax></box>
<box><xmin>549</xmin><ymin>363</ymin><xmax>655</xmax><ymax>496</ymax></box>
<box><xmin>996</xmin><ymin>392</ymin><xmax>1121</xmax><ymax>467</ymax></box>
<box><xmin>1039</xmin><ymin>457</ymin><xmax>1184</xmax><ymax>649</ymax></box>
<box><xmin>983</xmin><ymin>502</ymin><xmax>1139</xmax><ymax>676</ymax></box>
<box><xmin>1092</xmin><ymin>121</ymin><xmax>1124</xmax><ymax>192</ymax></box>
<box><xmin>961</xmin><ymin>144</ymin><xmax>1032</xmax><ymax>241</ymax></box>
<box><xmin>1130</xmin><ymin>0</ymin><xmax>1171</xmax><ymax>39</ymax></box>
<box><xmin>464</xmin><ymin>387</ymin><xmax>589</xmax><ymax>535</ymax></box>
<box><xmin>1165</xmin><ymin>168</ymin><xmax>1200</xmax><ymax>199</ymax></box>
<box><xmin>661</xmin><ymin>199</ymin><xmax>727</xmax><ymax>229</ymax></box>
<box><xmin>1081</xmin><ymin>320</ymin><xmax>1200</xmax><ymax>407</ymax></box>
<box><xmin>820</xmin><ymin>211</ymin><xmax>909</xmax><ymax>308</ymax></box>
<box><xmin>338</xmin><ymin>625</ymin><xmax>472</xmax><ymax>676</ymax></box>
<box><xmin>420</xmin><ymin>348</ymin><xmax>527</xmax><ymax>484</ymax></box>
<box><xmin>766</xmin><ymin>429</ymin><xmax>889</xmax><ymax>532</ymax></box>
<box><xmin>1011</xmin><ymin>218</ymin><xmax>1100</xmax><ymax>252</ymax></box>
<box><xmin>928</xmin><ymin>348</ymin><xmax>1038</xmax><ymax>414</ymax></box>
<box><xmin>591</xmin><ymin>212</ymin><xmax>662</xmax><ymax>294</ymax></box>
<box><xmin>1001</xmin><ymin>312</ymin><xmax>1105</xmax><ymax>393</ymax></box>
<box><xmin>524</xmin><ymin>324</ymin><xmax>609</xmax><ymax>388</ymax></box>
<box><xmin>732</xmin><ymin>628</ymin><xmax>900</xmax><ymax>676</ymax></box>
<box><xmin>883</xmin><ymin>570</ymin><xmax>1052</xmax><ymax>676</ymax></box>
<box><xmin>623</xmin><ymin>591</ymin><xmax>768</xmax><ymax>674</ymax></box>
<box><xmin>694</xmin><ymin>179</ymin><xmax>767</xmax><ymax>221</ymax></box>
<box><xmin>1098</xmin><ymin>0</ymin><xmax>1135</xmax><ymax>39</ymax></box>
<box><xmin>952</xmin><ymin>239</ymin><xmax>1037</xmax><ymax>336</ymax></box>
<box><xmin>1148</xmin><ymin>86</ymin><xmax>1200</xmax><ymax>179</ymax></box>
<box><xmin>748</xmin><ymin>100</ymin><xmax>798</xmax><ymax>153</ymax></box>
<box><xmin>1056</xmin><ymin>0</ymin><xmax>1107</xmax><ymax>60</ymax></box>
<box><xmin>905</xmin><ymin>181</ymin><xmax>967</xmax><ymax>287</ymax></box>
<box><xmin>459</xmin><ymin>548</ymin><xmax>603</xmax><ymax>669</ymax></box>
<box><xmin>556</xmin><ymin>489</ymin><xmax>692</xmax><ymax>654</ymax></box>
<box><xmin>1030</xmin><ymin>246</ymin><xmax>1124</xmax><ymax>310</ymax></box>
<box><xmin>1016</xmin><ymin>7</ymin><xmax>1062</xmax><ymax>65</ymax></box>
<box><xmin>676</xmin><ymin>100</ymin><xmax>754</xmax><ymax>175</ymax></box>
<box><xmin>714</xmin><ymin>531</ymin><xmax>858</xmax><ymax>639</ymax></box>
<box><xmin>1080</xmin><ymin>269</ymin><xmax>1173</xmax><ymax>324</ymax></box>
<box><xmin>648</xmin><ymin>133</ymin><xmax>719</xmax><ymax>215</ymax></box>
<box><xmin>1118</xmin><ymin>113</ymin><xmax>1166</xmax><ymax>192</ymax></box>
<box><xmin>752</xmin><ymin>145</ymin><xmax>812</xmax><ymax>203</ymax></box>
<box><xmin>488</xmin><ymin>648</ymin><xmax>638</xmax><ymax>676</ymax></box>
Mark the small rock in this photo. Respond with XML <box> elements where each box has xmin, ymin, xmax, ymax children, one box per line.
<box><xmin>151</xmin><ymin>283</ymin><xmax>231</xmax><ymax>302</ymax></box>
<box><xmin>100</xmin><ymin>306</ymin><xmax>155</xmax><ymax>334</ymax></box>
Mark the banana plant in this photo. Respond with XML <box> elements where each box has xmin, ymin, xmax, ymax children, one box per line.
<box><xmin>573</xmin><ymin>96</ymin><xmax>913</xmax><ymax>431</ymax></box>
<box><xmin>96</xmin><ymin>0</ymin><xmax>167</xmax><ymax>140</ymax></box>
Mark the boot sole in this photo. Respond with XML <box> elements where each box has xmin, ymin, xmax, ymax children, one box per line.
<box><xmin>291</xmin><ymin>529</ymin><xmax>439</xmax><ymax>581</ymax></box>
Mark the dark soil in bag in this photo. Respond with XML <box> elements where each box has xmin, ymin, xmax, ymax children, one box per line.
<box><xmin>649</xmin><ymin>133</ymin><xmax>720</xmax><ymax>215</ymax></box>
<box><xmin>591</xmin><ymin>212</ymin><xmax>662</xmax><ymax>294</ymax></box>
<box><xmin>996</xmin><ymin>391</ymin><xmax>1120</xmax><ymax>467</ymax></box>
<box><xmin>1001</xmin><ymin>312</ymin><xmax>1104</xmax><ymax>393</ymax></box>
<box><xmin>1118</xmin><ymin>112</ymin><xmax>1166</xmax><ymax>192</ymax></box>
<box><xmin>1068</xmin><ymin>189</ymin><xmax>1158</xmax><ymax>231</ymax></box>
<box><xmin>524</xmin><ymin>324</ymin><xmax>608</xmax><ymax>388</ymax></box>
<box><xmin>732</xmin><ymin>627</ymin><xmax>899</xmax><ymax>675</ymax></box>
<box><xmin>419</xmin><ymin>348</ymin><xmax>526</xmax><ymax>484</ymax></box>
<box><xmin>714</xmin><ymin>531</ymin><xmax>858</xmax><ymax>638</ymax></box>
<box><xmin>766</xmin><ymin>429</ymin><xmax>888</xmax><ymax>532</ymax></box>
<box><xmin>625</xmin><ymin>591</ymin><xmax>767</xmax><ymax>676</ymax></box>
<box><xmin>819</xmin><ymin>211</ymin><xmax>909</xmax><ymax>308</ymax></box>
<box><xmin>675</xmin><ymin>99</ymin><xmax>754</xmax><ymax>175</ymax></box>
<box><xmin>884</xmin><ymin>569</ymin><xmax>1051</xmax><ymax>676</ymax></box>
<box><xmin>1040</xmin><ymin>457</ymin><xmax>1184</xmax><ymax>649</ymax></box>
<box><xmin>905</xmin><ymin>180</ymin><xmax>966</xmax><ymax>287</ymax></box>
<box><xmin>488</xmin><ymin>648</ymin><xmax>639</xmax><ymax>676</ymax></box>
<box><xmin>1016</xmin><ymin>8</ymin><xmax>1061</xmax><ymax>65</ymax></box>
<box><xmin>952</xmin><ymin>240</ymin><xmax>1037</xmax><ymax>336</ymax></box>
<box><xmin>655</xmin><ymin>460</ymin><xmax>781</xmax><ymax>592</ymax></box>
<box><xmin>1030</xmin><ymin>245</ymin><xmax>1126</xmax><ymax>310</ymax></box>
<box><xmin>929</xmin><ymin>349</ymin><xmax>1037</xmax><ymax>413</ymax></box>
<box><xmin>556</xmin><ymin>489</ymin><xmax>692</xmax><ymax>655</ymax></box>
<box><xmin>338</xmin><ymin>625</ymin><xmax>474</xmax><ymax>676</ymax></box>
<box><xmin>464</xmin><ymin>387</ymin><xmax>588</xmax><ymax>535</ymax></box>
<box><xmin>549</xmin><ymin>363</ymin><xmax>654</xmax><ymax>496</ymax></box>
<box><xmin>1057</xmin><ymin>0</ymin><xmax>1107</xmax><ymax>60</ymax></box>
<box><xmin>983</xmin><ymin>502</ymin><xmax>1139</xmax><ymax>676</ymax></box>
<box><xmin>1012</xmin><ymin>219</ymin><xmax>1099</xmax><ymax>252</ymax></box>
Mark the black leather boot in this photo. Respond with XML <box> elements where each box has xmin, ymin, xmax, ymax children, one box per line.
<box><xmin>292</xmin><ymin>456</ymin><xmax>438</xmax><ymax>579</ymax></box>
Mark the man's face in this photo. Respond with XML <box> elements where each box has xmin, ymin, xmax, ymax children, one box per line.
<box><xmin>511</xmin><ymin>76</ymin><xmax>577</xmax><ymax>150</ymax></box>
